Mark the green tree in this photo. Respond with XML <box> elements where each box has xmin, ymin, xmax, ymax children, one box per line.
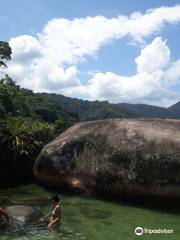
<box><xmin>0</xmin><ymin>116</ymin><xmax>54</xmax><ymax>165</ymax></box>
<box><xmin>55</xmin><ymin>116</ymin><xmax>73</xmax><ymax>133</ymax></box>
<box><xmin>0</xmin><ymin>102</ymin><xmax>6</xmax><ymax>118</ymax></box>
<box><xmin>0</xmin><ymin>41</ymin><xmax>12</xmax><ymax>68</ymax></box>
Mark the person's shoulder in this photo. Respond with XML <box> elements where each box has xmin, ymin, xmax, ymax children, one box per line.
<box><xmin>55</xmin><ymin>204</ymin><xmax>61</xmax><ymax>210</ymax></box>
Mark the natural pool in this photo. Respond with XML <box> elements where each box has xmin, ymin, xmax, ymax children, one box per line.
<box><xmin>0</xmin><ymin>183</ymin><xmax>180</xmax><ymax>240</ymax></box>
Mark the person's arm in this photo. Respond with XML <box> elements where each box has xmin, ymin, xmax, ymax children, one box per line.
<box><xmin>40</xmin><ymin>211</ymin><xmax>51</xmax><ymax>221</ymax></box>
<box><xmin>48</xmin><ymin>217</ymin><xmax>60</xmax><ymax>228</ymax></box>
<box><xmin>48</xmin><ymin>205</ymin><xmax>61</xmax><ymax>227</ymax></box>
<box><xmin>0</xmin><ymin>208</ymin><xmax>9</xmax><ymax>222</ymax></box>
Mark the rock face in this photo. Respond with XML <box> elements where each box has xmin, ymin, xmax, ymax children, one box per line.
<box><xmin>34</xmin><ymin>118</ymin><xmax>180</xmax><ymax>200</ymax></box>
<box><xmin>6</xmin><ymin>205</ymin><xmax>41</xmax><ymax>223</ymax></box>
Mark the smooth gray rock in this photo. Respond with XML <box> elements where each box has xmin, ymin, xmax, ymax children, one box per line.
<box><xmin>6</xmin><ymin>205</ymin><xmax>42</xmax><ymax>223</ymax></box>
<box><xmin>34</xmin><ymin>118</ymin><xmax>180</xmax><ymax>200</ymax></box>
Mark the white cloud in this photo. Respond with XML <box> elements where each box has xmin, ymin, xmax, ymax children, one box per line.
<box><xmin>165</xmin><ymin>60</ymin><xmax>180</xmax><ymax>84</ymax></box>
<box><xmin>36</xmin><ymin>5</ymin><xmax>180</xmax><ymax>65</ymax></box>
<box><xmin>135</xmin><ymin>37</ymin><xmax>170</xmax><ymax>73</ymax></box>
<box><xmin>7</xmin><ymin>36</ymin><xmax>80</xmax><ymax>91</ymax></box>
<box><xmin>7</xmin><ymin>63</ymin><xmax>26</xmax><ymax>80</ymax></box>
<box><xmin>77</xmin><ymin>37</ymin><xmax>180</xmax><ymax>106</ymax></box>
<box><xmin>9</xmin><ymin>35</ymin><xmax>42</xmax><ymax>63</ymax></box>
<box><xmin>4</xmin><ymin>5</ymin><xmax>180</xmax><ymax>105</ymax></box>
<box><xmin>48</xmin><ymin>66</ymin><xmax>78</xmax><ymax>87</ymax></box>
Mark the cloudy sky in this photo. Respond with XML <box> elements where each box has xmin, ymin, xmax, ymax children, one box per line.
<box><xmin>1</xmin><ymin>0</ymin><xmax>180</xmax><ymax>107</ymax></box>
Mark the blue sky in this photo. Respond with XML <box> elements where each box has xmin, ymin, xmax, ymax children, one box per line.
<box><xmin>1</xmin><ymin>0</ymin><xmax>178</xmax><ymax>39</ymax></box>
<box><xmin>0</xmin><ymin>0</ymin><xmax>180</xmax><ymax>106</ymax></box>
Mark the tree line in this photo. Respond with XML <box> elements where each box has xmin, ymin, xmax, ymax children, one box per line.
<box><xmin>0</xmin><ymin>41</ymin><xmax>77</xmax><ymax>179</ymax></box>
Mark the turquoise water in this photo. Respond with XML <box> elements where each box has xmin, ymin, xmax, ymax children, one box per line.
<box><xmin>0</xmin><ymin>183</ymin><xmax>180</xmax><ymax>240</ymax></box>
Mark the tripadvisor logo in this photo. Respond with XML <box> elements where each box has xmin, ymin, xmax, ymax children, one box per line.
<box><xmin>135</xmin><ymin>227</ymin><xmax>144</xmax><ymax>236</ymax></box>
<box><xmin>134</xmin><ymin>226</ymin><xmax>174</xmax><ymax>236</ymax></box>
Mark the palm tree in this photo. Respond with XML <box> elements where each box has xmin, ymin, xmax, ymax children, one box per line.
<box><xmin>0</xmin><ymin>116</ymin><xmax>53</xmax><ymax>165</ymax></box>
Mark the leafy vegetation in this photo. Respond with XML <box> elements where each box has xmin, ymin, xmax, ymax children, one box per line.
<box><xmin>0</xmin><ymin>40</ymin><xmax>180</xmax><ymax>180</ymax></box>
<box><xmin>43</xmin><ymin>93</ymin><xmax>180</xmax><ymax>121</ymax></box>
<box><xmin>0</xmin><ymin>41</ymin><xmax>12</xmax><ymax>68</ymax></box>
<box><xmin>41</xmin><ymin>93</ymin><xmax>136</xmax><ymax>121</ymax></box>
<box><xmin>0</xmin><ymin>117</ymin><xmax>54</xmax><ymax>161</ymax></box>
<box><xmin>118</xmin><ymin>103</ymin><xmax>180</xmax><ymax>119</ymax></box>
<box><xmin>0</xmin><ymin>77</ymin><xmax>78</xmax><ymax>179</ymax></box>
<box><xmin>0</xmin><ymin>41</ymin><xmax>78</xmax><ymax>179</ymax></box>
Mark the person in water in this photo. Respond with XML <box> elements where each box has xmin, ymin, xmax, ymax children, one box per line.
<box><xmin>41</xmin><ymin>194</ymin><xmax>61</xmax><ymax>229</ymax></box>
<box><xmin>0</xmin><ymin>207</ymin><xmax>9</xmax><ymax>223</ymax></box>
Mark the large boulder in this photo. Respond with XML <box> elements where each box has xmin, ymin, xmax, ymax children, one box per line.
<box><xmin>6</xmin><ymin>205</ymin><xmax>42</xmax><ymax>223</ymax></box>
<box><xmin>34</xmin><ymin>118</ymin><xmax>180</xmax><ymax>200</ymax></box>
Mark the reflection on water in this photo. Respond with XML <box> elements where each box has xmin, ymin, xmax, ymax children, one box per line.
<box><xmin>0</xmin><ymin>183</ymin><xmax>180</xmax><ymax>240</ymax></box>
<box><xmin>1</xmin><ymin>219</ymin><xmax>88</xmax><ymax>240</ymax></box>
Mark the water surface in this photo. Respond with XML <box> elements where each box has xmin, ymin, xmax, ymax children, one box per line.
<box><xmin>0</xmin><ymin>183</ymin><xmax>180</xmax><ymax>240</ymax></box>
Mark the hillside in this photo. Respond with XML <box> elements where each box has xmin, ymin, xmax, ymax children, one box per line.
<box><xmin>41</xmin><ymin>93</ymin><xmax>180</xmax><ymax>120</ymax></box>
<box><xmin>0</xmin><ymin>77</ymin><xmax>180</xmax><ymax>181</ymax></box>
<box><xmin>167</xmin><ymin>101</ymin><xmax>180</xmax><ymax>118</ymax></box>
<box><xmin>41</xmin><ymin>93</ymin><xmax>136</xmax><ymax>121</ymax></box>
<box><xmin>118</xmin><ymin>103</ymin><xmax>174</xmax><ymax>118</ymax></box>
<box><xmin>0</xmin><ymin>77</ymin><xmax>78</xmax><ymax>179</ymax></box>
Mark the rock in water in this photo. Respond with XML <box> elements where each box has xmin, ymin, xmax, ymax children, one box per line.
<box><xmin>6</xmin><ymin>205</ymin><xmax>41</xmax><ymax>223</ymax></box>
<box><xmin>34</xmin><ymin>118</ymin><xmax>180</xmax><ymax>200</ymax></box>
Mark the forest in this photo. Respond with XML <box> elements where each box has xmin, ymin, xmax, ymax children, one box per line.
<box><xmin>0</xmin><ymin>40</ymin><xmax>180</xmax><ymax>180</ymax></box>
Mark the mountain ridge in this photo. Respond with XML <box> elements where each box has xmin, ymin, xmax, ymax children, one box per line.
<box><xmin>40</xmin><ymin>92</ymin><xmax>180</xmax><ymax>120</ymax></box>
